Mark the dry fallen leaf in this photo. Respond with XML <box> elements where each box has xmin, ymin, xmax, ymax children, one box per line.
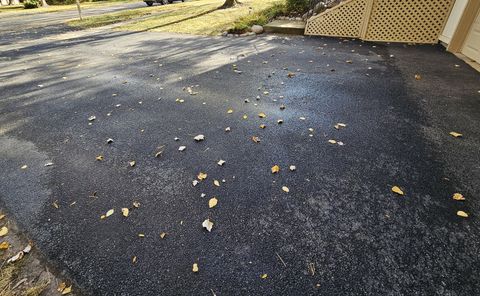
<box><xmin>243</xmin><ymin>114</ymin><xmax>248</xmax><ymax>120</ymax></box>
<box><xmin>194</xmin><ymin>134</ymin><xmax>205</xmax><ymax>142</ymax></box>
<box><xmin>155</xmin><ymin>151</ymin><xmax>163</xmax><ymax>158</ymax></box>
<box><xmin>122</xmin><ymin>208</ymin><xmax>129</xmax><ymax>217</ymax></box>
<box><xmin>209</xmin><ymin>197</ymin><xmax>218</xmax><ymax>208</ymax></box>
<box><xmin>0</xmin><ymin>241</ymin><xmax>9</xmax><ymax>250</ymax></box>
<box><xmin>0</xmin><ymin>226</ymin><xmax>8</xmax><ymax>237</ymax></box>
<box><xmin>282</xmin><ymin>186</ymin><xmax>290</xmax><ymax>193</ymax></box>
<box><xmin>7</xmin><ymin>251</ymin><xmax>24</xmax><ymax>263</ymax></box>
<box><xmin>414</xmin><ymin>74</ymin><xmax>422</xmax><ymax>80</ymax></box>
<box><xmin>457</xmin><ymin>210</ymin><xmax>468</xmax><ymax>218</ymax></box>
<box><xmin>258</xmin><ymin>112</ymin><xmax>267</xmax><ymax>118</ymax></box>
<box><xmin>23</xmin><ymin>243</ymin><xmax>32</xmax><ymax>254</ymax></box>
<box><xmin>328</xmin><ymin>140</ymin><xmax>337</xmax><ymax>144</ymax></box>
<box><xmin>57</xmin><ymin>282</ymin><xmax>67</xmax><ymax>292</ymax></box>
<box><xmin>133</xmin><ymin>201</ymin><xmax>140</xmax><ymax>208</ymax></box>
<box><xmin>261</xmin><ymin>274</ymin><xmax>268</xmax><ymax>279</ymax></box>
<box><xmin>202</xmin><ymin>219</ymin><xmax>214</xmax><ymax>232</ymax></box>
<box><xmin>138</xmin><ymin>233</ymin><xmax>145</xmax><ymax>238</ymax></box>
<box><xmin>20</xmin><ymin>165</ymin><xmax>28</xmax><ymax>170</ymax></box>
<box><xmin>335</xmin><ymin>123</ymin><xmax>347</xmax><ymax>129</ymax></box>
<box><xmin>128</xmin><ymin>161</ymin><xmax>136</xmax><ymax>167</ymax></box>
<box><xmin>259</xmin><ymin>124</ymin><xmax>266</xmax><ymax>129</ymax></box>
<box><xmin>217</xmin><ymin>159</ymin><xmax>225</xmax><ymax>166</ymax></box>
<box><xmin>391</xmin><ymin>186</ymin><xmax>404</xmax><ymax>195</ymax></box>
<box><xmin>452</xmin><ymin>193</ymin><xmax>465</xmax><ymax>201</ymax></box>
<box><xmin>198</xmin><ymin>172</ymin><xmax>208</xmax><ymax>180</ymax></box>
<box><xmin>449</xmin><ymin>132</ymin><xmax>463</xmax><ymax>138</ymax></box>
<box><xmin>61</xmin><ymin>286</ymin><xmax>72</xmax><ymax>295</ymax></box>
<box><xmin>107</xmin><ymin>138</ymin><xmax>114</xmax><ymax>144</ymax></box>
<box><xmin>160</xmin><ymin>232</ymin><xmax>167</xmax><ymax>239</ymax></box>
<box><xmin>0</xmin><ymin>214</ymin><xmax>4</xmax><ymax>220</ymax></box>
<box><xmin>287</xmin><ymin>72</ymin><xmax>296</xmax><ymax>78</ymax></box>
<box><xmin>88</xmin><ymin>115</ymin><xmax>96</xmax><ymax>121</ymax></box>
<box><xmin>252</xmin><ymin>136</ymin><xmax>260</xmax><ymax>143</ymax></box>
<box><xmin>95</xmin><ymin>155</ymin><xmax>104</xmax><ymax>161</ymax></box>
<box><xmin>277</xmin><ymin>119</ymin><xmax>284</xmax><ymax>124</ymax></box>
<box><xmin>192</xmin><ymin>263</ymin><xmax>199</xmax><ymax>273</ymax></box>
<box><xmin>214</xmin><ymin>180</ymin><xmax>220</xmax><ymax>187</ymax></box>
<box><xmin>105</xmin><ymin>209</ymin><xmax>114</xmax><ymax>218</ymax></box>
<box><xmin>178</xmin><ymin>146</ymin><xmax>187</xmax><ymax>151</ymax></box>
<box><xmin>289</xmin><ymin>165</ymin><xmax>296</xmax><ymax>171</ymax></box>
<box><xmin>132</xmin><ymin>256</ymin><xmax>137</xmax><ymax>264</ymax></box>
<box><xmin>227</xmin><ymin>109</ymin><xmax>234</xmax><ymax>114</ymax></box>
<box><xmin>271</xmin><ymin>165</ymin><xmax>280</xmax><ymax>174</ymax></box>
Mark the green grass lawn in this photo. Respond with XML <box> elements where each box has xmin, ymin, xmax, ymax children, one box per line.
<box><xmin>68</xmin><ymin>0</ymin><xmax>285</xmax><ymax>35</ymax></box>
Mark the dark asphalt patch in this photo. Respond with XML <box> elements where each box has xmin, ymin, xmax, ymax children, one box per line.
<box><xmin>0</xmin><ymin>31</ymin><xmax>479</xmax><ymax>295</ymax></box>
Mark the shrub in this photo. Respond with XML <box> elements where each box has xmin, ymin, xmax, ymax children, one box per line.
<box><xmin>24</xmin><ymin>0</ymin><xmax>40</xmax><ymax>9</ymax></box>
<box><xmin>286</xmin><ymin>0</ymin><xmax>310</xmax><ymax>13</ymax></box>
<box><xmin>229</xmin><ymin>3</ymin><xmax>287</xmax><ymax>33</ymax></box>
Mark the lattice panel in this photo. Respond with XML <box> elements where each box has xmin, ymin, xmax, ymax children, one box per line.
<box><xmin>364</xmin><ymin>0</ymin><xmax>454</xmax><ymax>43</ymax></box>
<box><xmin>305</xmin><ymin>0</ymin><xmax>368</xmax><ymax>38</ymax></box>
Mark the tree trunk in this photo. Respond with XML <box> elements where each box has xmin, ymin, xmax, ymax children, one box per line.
<box><xmin>41</xmin><ymin>0</ymin><xmax>48</xmax><ymax>7</ymax></box>
<box><xmin>75</xmin><ymin>0</ymin><xmax>82</xmax><ymax>20</ymax></box>
<box><xmin>220</xmin><ymin>0</ymin><xmax>241</xmax><ymax>9</ymax></box>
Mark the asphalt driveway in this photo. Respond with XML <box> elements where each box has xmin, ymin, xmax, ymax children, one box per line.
<box><xmin>1</xmin><ymin>26</ymin><xmax>480</xmax><ymax>295</ymax></box>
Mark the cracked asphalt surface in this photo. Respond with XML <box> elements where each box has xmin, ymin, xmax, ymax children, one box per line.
<box><xmin>1</xmin><ymin>12</ymin><xmax>480</xmax><ymax>296</ymax></box>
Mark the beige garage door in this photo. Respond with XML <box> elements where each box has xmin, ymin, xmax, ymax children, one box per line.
<box><xmin>462</xmin><ymin>9</ymin><xmax>480</xmax><ymax>62</ymax></box>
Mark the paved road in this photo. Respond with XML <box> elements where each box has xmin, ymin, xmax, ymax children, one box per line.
<box><xmin>0</xmin><ymin>1</ymin><xmax>146</xmax><ymax>44</ymax></box>
<box><xmin>1</xmin><ymin>21</ymin><xmax>480</xmax><ymax>295</ymax></box>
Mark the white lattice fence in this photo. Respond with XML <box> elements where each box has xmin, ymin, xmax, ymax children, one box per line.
<box><xmin>305</xmin><ymin>0</ymin><xmax>455</xmax><ymax>44</ymax></box>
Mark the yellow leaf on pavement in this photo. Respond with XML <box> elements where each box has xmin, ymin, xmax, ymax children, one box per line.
<box><xmin>209</xmin><ymin>197</ymin><xmax>218</xmax><ymax>208</ymax></box>
<box><xmin>106</xmin><ymin>209</ymin><xmax>114</xmax><ymax>217</ymax></box>
<box><xmin>260</xmin><ymin>274</ymin><xmax>268</xmax><ymax>279</ymax></box>
<box><xmin>197</xmin><ymin>172</ymin><xmax>208</xmax><ymax>180</ymax></box>
<box><xmin>271</xmin><ymin>165</ymin><xmax>280</xmax><ymax>174</ymax></box>
<box><xmin>61</xmin><ymin>286</ymin><xmax>72</xmax><ymax>295</ymax></box>
<box><xmin>391</xmin><ymin>186</ymin><xmax>404</xmax><ymax>195</ymax></box>
<box><xmin>122</xmin><ymin>208</ymin><xmax>129</xmax><ymax>217</ymax></box>
<box><xmin>0</xmin><ymin>241</ymin><xmax>9</xmax><ymax>250</ymax></box>
<box><xmin>192</xmin><ymin>263</ymin><xmax>199</xmax><ymax>272</ymax></box>
<box><xmin>452</xmin><ymin>193</ymin><xmax>465</xmax><ymax>201</ymax></box>
<box><xmin>457</xmin><ymin>211</ymin><xmax>469</xmax><ymax>218</ymax></box>
<box><xmin>282</xmin><ymin>186</ymin><xmax>289</xmax><ymax>193</ymax></box>
<box><xmin>258</xmin><ymin>112</ymin><xmax>266</xmax><ymax>118</ymax></box>
<box><xmin>449</xmin><ymin>132</ymin><xmax>463</xmax><ymax>138</ymax></box>
<box><xmin>0</xmin><ymin>226</ymin><xmax>8</xmax><ymax>237</ymax></box>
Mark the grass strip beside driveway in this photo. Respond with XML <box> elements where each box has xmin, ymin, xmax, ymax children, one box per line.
<box><xmin>68</xmin><ymin>0</ymin><xmax>284</xmax><ymax>35</ymax></box>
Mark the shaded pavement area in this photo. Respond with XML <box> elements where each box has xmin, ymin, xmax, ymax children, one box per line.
<box><xmin>0</xmin><ymin>26</ymin><xmax>480</xmax><ymax>295</ymax></box>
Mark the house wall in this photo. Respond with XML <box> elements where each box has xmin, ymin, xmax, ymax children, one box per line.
<box><xmin>440</xmin><ymin>0</ymin><xmax>468</xmax><ymax>44</ymax></box>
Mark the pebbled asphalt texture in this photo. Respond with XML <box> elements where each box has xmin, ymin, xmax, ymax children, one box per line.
<box><xmin>0</xmin><ymin>23</ymin><xmax>480</xmax><ymax>295</ymax></box>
